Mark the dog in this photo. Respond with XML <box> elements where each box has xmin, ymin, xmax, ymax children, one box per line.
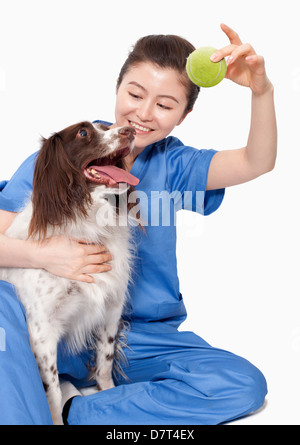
<box><xmin>0</xmin><ymin>121</ymin><xmax>138</xmax><ymax>424</ymax></box>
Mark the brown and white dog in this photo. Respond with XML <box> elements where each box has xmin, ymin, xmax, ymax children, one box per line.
<box><xmin>0</xmin><ymin>121</ymin><xmax>138</xmax><ymax>424</ymax></box>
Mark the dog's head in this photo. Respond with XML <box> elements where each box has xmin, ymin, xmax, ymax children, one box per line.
<box><xmin>56</xmin><ymin>121</ymin><xmax>138</xmax><ymax>188</ymax></box>
<box><xmin>28</xmin><ymin>121</ymin><xmax>139</xmax><ymax>240</ymax></box>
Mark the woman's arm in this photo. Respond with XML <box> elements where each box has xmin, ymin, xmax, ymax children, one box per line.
<box><xmin>0</xmin><ymin>209</ymin><xmax>112</xmax><ymax>283</ymax></box>
<box><xmin>206</xmin><ymin>24</ymin><xmax>277</xmax><ymax>190</ymax></box>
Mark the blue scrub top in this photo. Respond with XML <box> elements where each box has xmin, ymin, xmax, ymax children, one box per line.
<box><xmin>0</xmin><ymin>120</ymin><xmax>225</xmax><ymax>329</ymax></box>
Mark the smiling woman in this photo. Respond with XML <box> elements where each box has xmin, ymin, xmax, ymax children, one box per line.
<box><xmin>114</xmin><ymin>34</ymin><xmax>200</xmax><ymax>165</ymax></box>
<box><xmin>115</xmin><ymin>62</ymin><xmax>191</xmax><ymax>164</ymax></box>
<box><xmin>117</xmin><ymin>34</ymin><xmax>200</xmax><ymax>115</ymax></box>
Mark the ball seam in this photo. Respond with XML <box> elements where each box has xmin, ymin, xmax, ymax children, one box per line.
<box><xmin>187</xmin><ymin>56</ymin><xmax>223</xmax><ymax>86</ymax></box>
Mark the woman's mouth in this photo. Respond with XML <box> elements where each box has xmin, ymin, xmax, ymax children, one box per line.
<box><xmin>128</xmin><ymin>120</ymin><xmax>153</xmax><ymax>134</ymax></box>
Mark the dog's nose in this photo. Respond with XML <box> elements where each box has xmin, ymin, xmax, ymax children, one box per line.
<box><xmin>118</xmin><ymin>126</ymin><xmax>136</xmax><ymax>139</ymax></box>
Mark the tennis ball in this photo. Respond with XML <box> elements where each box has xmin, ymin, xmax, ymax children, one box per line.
<box><xmin>186</xmin><ymin>47</ymin><xmax>227</xmax><ymax>88</ymax></box>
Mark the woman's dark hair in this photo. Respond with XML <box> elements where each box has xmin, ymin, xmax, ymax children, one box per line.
<box><xmin>117</xmin><ymin>34</ymin><xmax>200</xmax><ymax>114</ymax></box>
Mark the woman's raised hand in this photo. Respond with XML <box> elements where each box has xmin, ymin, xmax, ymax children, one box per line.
<box><xmin>211</xmin><ymin>24</ymin><xmax>272</xmax><ymax>95</ymax></box>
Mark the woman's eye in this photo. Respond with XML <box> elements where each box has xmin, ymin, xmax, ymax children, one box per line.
<box><xmin>79</xmin><ymin>129</ymin><xmax>88</xmax><ymax>137</ymax></box>
<box><xmin>158</xmin><ymin>103</ymin><xmax>171</xmax><ymax>110</ymax></box>
<box><xmin>129</xmin><ymin>92</ymin><xmax>141</xmax><ymax>99</ymax></box>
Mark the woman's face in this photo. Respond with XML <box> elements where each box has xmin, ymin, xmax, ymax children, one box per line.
<box><xmin>115</xmin><ymin>62</ymin><xmax>189</xmax><ymax>151</ymax></box>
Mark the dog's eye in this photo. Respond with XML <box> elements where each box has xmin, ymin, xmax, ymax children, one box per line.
<box><xmin>79</xmin><ymin>129</ymin><xmax>88</xmax><ymax>137</ymax></box>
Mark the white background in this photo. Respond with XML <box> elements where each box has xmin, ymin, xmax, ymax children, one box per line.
<box><xmin>0</xmin><ymin>0</ymin><xmax>299</xmax><ymax>425</ymax></box>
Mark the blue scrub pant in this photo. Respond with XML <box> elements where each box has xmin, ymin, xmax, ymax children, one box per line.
<box><xmin>0</xmin><ymin>281</ymin><xmax>267</xmax><ymax>425</ymax></box>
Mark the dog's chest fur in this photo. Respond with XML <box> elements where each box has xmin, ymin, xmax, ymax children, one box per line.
<box><xmin>1</xmin><ymin>187</ymin><xmax>132</xmax><ymax>353</ymax></box>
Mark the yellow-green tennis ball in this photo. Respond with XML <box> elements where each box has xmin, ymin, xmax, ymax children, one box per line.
<box><xmin>186</xmin><ymin>46</ymin><xmax>227</xmax><ymax>88</ymax></box>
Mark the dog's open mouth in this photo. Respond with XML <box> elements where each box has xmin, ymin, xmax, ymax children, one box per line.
<box><xmin>83</xmin><ymin>147</ymin><xmax>139</xmax><ymax>187</ymax></box>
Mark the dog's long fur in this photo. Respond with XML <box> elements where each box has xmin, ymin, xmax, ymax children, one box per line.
<box><xmin>0</xmin><ymin>121</ymin><xmax>138</xmax><ymax>424</ymax></box>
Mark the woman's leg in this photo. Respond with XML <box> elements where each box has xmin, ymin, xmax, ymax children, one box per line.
<box><xmin>0</xmin><ymin>281</ymin><xmax>52</xmax><ymax>425</ymax></box>
<box><xmin>66</xmin><ymin>324</ymin><xmax>267</xmax><ymax>425</ymax></box>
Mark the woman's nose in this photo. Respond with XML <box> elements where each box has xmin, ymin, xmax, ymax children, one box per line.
<box><xmin>137</xmin><ymin>100</ymin><xmax>153</xmax><ymax>122</ymax></box>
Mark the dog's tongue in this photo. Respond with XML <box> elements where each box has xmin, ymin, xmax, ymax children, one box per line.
<box><xmin>92</xmin><ymin>165</ymin><xmax>139</xmax><ymax>186</ymax></box>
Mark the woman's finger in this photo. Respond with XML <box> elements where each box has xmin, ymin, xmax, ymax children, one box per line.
<box><xmin>82</xmin><ymin>263</ymin><xmax>112</xmax><ymax>274</ymax></box>
<box><xmin>76</xmin><ymin>274</ymin><xmax>95</xmax><ymax>283</ymax></box>
<box><xmin>78</xmin><ymin>251</ymin><xmax>112</xmax><ymax>269</ymax></box>
<box><xmin>92</xmin><ymin>252</ymin><xmax>113</xmax><ymax>265</ymax></box>
<box><xmin>245</xmin><ymin>54</ymin><xmax>265</xmax><ymax>67</ymax></box>
<box><xmin>226</xmin><ymin>43</ymin><xmax>256</xmax><ymax>65</ymax></box>
<box><xmin>211</xmin><ymin>43</ymin><xmax>255</xmax><ymax>65</ymax></box>
<box><xmin>75</xmin><ymin>262</ymin><xmax>113</xmax><ymax>283</ymax></box>
<box><xmin>220</xmin><ymin>23</ymin><xmax>243</xmax><ymax>45</ymax></box>
<box><xmin>79</xmin><ymin>241</ymin><xmax>107</xmax><ymax>253</ymax></box>
<box><xmin>210</xmin><ymin>44</ymin><xmax>238</xmax><ymax>62</ymax></box>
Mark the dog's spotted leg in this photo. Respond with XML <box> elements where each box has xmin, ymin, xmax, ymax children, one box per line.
<box><xmin>94</xmin><ymin>304</ymin><xmax>124</xmax><ymax>392</ymax></box>
<box><xmin>94</xmin><ymin>327</ymin><xmax>115</xmax><ymax>391</ymax></box>
<box><xmin>41</xmin><ymin>366</ymin><xmax>62</xmax><ymax>425</ymax></box>
<box><xmin>28</xmin><ymin>320</ymin><xmax>63</xmax><ymax>425</ymax></box>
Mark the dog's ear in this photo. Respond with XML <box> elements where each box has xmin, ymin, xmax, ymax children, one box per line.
<box><xmin>28</xmin><ymin>133</ymin><xmax>91</xmax><ymax>241</ymax></box>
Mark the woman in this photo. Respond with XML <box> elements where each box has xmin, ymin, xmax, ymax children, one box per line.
<box><xmin>0</xmin><ymin>24</ymin><xmax>276</xmax><ymax>424</ymax></box>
